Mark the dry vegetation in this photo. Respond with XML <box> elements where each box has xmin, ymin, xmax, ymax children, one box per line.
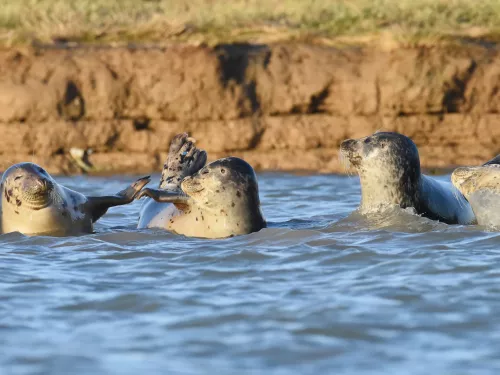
<box><xmin>1</xmin><ymin>0</ymin><xmax>500</xmax><ymax>46</ymax></box>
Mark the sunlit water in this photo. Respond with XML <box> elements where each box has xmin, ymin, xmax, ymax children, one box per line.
<box><xmin>1</xmin><ymin>173</ymin><xmax>500</xmax><ymax>375</ymax></box>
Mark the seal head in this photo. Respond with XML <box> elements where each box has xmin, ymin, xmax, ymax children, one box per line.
<box><xmin>340</xmin><ymin>131</ymin><xmax>475</xmax><ymax>225</ymax></box>
<box><xmin>2</xmin><ymin>163</ymin><xmax>57</xmax><ymax>211</ymax></box>
<box><xmin>451</xmin><ymin>164</ymin><xmax>500</xmax><ymax>227</ymax></box>
<box><xmin>340</xmin><ymin>132</ymin><xmax>421</xmax><ymax>210</ymax></box>
<box><xmin>181</xmin><ymin>157</ymin><xmax>265</xmax><ymax>231</ymax></box>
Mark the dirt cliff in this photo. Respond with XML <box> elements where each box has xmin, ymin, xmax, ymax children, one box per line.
<box><xmin>0</xmin><ymin>42</ymin><xmax>499</xmax><ymax>175</ymax></box>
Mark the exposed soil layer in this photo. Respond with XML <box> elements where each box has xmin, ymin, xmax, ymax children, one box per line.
<box><xmin>0</xmin><ymin>43</ymin><xmax>499</xmax><ymax>175</ymax></box>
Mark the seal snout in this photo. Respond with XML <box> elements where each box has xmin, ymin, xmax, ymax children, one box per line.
<box><xmin>181</xmin><ymin>176</ymin><xmax>205</xmax><ymax>196</ymax></box>
<box><xmin>17</xmin><ymin>175</ymin><xmax>55</xmax><ymax>210</ymax></box>
<box><xmin>451</xmin><ymin>167</ymin><xmax>474</xmax><ymax>187</ymax></box>
<box><xmin>340</xmin><ymin>139</ymin><xmax>362</xmax><ymax>166</ymax></box>
<box><xmin>24</xmin><ymin>177</ymin><xmax>53</xmax><ymax>194</ymax></box>
<box><xmin>340</xmin><ymin>139</ymin><xmax>356</xmax><ymax>152</ymax></box>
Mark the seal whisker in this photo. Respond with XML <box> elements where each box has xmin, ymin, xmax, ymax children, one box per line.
<box><xmin>456</xmin><ymin>192</ymin><xmax>465</xmax><ymax>208</ymax></box>
<box><xmin>452</xmin><ymin>185</ymin><xmax>466</xmax><ymax>208</ymax></box>
<box><xmin>338</xmin><ymin>152</ymin><xmax>354</xmax><ymax>177</ymax></box>
<box><xmin>2</xmin><ymin>157</ymin><xmax>16</xmax><ymax>168</ymax></box>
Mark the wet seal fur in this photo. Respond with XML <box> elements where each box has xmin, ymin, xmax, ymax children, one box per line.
<box><xmin>340</xmin><ymin>131</ymin><xmax>475</xmax><ymax>225</ymax></box>
<box><xmin>451</xmin><ymin>155</ymin><xmax>500</xmax><ymax>227</ymax></box>
<box><xmin>0</xmin><ymin>162</ymin><xmax>150</xmax><ymax>236</ymax></box>
<box><xmin>137</xmin><ymin>133</ymin><xmax>266</xmax><ymax>238</ymax></box>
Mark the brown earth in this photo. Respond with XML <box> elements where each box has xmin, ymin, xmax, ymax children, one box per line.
<box><xmin>0</xmin><ymin>42</ymin><xmax>499</xmax><ymax>175</ymax></box>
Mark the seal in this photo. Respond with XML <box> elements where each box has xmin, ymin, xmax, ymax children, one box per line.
<box><xmin>483</xmin><ymin>155</ymin><xmax>500</xmax><ymax>166</ymax></box>
<box><xmin>451</xmin><ymin>156</ymin><xmax>500</xmax><ymax>227</ymax></box>
<box><xmin>137</xmin><ymin>133</ymin><xmax>266</xmax><ymax>238</ymax></box>
<box><xmin>0</xmin><ymin>162</ymin><xmax>150</xmax><ymax>236</ymax></box>
<box><xmin>340</xmin><ymin>131</ymin><xmax>475</xmax><ymax>225</ymax></box>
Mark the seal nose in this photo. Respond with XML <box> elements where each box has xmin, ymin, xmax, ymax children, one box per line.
<box><xmin>180</xmin><ymin>176</ymin><xmax>192</xmax><ymax>191</ymax></box>
<box><xmin>453</xmin><ymin>167</ymin><xmax>471</xmax><ymax>178</ymax></box>
<box><xmin>340</xmin><ymin>139</ymin><xmax>356</xmax><ymax>152</ymax></box>
<box><xmin>181</xmin><ymin>175</ymin><xmax>205</xmax><ymax>195</ymax></box>
<box><xmin>451</xmin><ymin>167</ymin><xmax>473</xmax><ymax>186</ymax></box>
<box><xmin>24</xmin><ymin>177</ymin><xmax>52</xmax><ymax>194</ymax></box>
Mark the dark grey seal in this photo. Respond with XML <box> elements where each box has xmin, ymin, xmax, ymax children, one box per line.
<box><xmin>340</xmin><ymin>131</ymin><xmax>475</xmax><ymax>225</ymax></box>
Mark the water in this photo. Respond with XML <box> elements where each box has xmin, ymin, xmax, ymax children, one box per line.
<box><xmin>2</xmin><ymin>173</ymin><xmax>500</xmax><ymax>375</ymax></box>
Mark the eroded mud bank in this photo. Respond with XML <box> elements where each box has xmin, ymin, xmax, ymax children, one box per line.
<box><xmin>0</xmin><ymin>43</ymin><xmax>498</xmax><ymax>174</ymax></box>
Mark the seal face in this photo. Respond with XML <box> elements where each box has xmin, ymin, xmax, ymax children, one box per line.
<box><xmin>180</xmin><ymin>157</ymin><xmax>266</xmax><ymax>235</ymax></box>
<box><xmin>340</xmin><ymin>131</ymin><xmax>475</xmax><ymax>224</ymax></box>
<box><xmin>341</xmin><ymin>132</ymin><xmax>421</xmax><ymax>210</ymax></box>
<box><xmin>1</xmin><ymin>163</ymin><xmax>74</xmax><ymax>235</ymax></box>
<box><xmin>137</xmin><ymin>133</ymin><xmax>266</xmax><ymax>238</ymax></box>
<box><xmin>2</xmin><ymin>163</ymin><xmax>55</xmax><ymax>211</ymax></box>
<box><xmin>451</xmin><ymin>163</ymin><xmax>500</xmax><ymax>227</ymax></box>
<box><xmin>0</xmin><ymin>162</ymin><xmax>150</xmax><ymax>236</ymax></box>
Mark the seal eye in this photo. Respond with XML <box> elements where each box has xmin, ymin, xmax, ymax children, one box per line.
<box><xmin>221</xmin><ymin>169</ymin><xmax>226</xmax><ymax>174</ymax></box>
<box><xmin>364</xmin><ymin>138</ymin><xmax>371</xmax><ymax>144</ymax></box>
<box><xmin>14</xmin><ymin>175</ymin><xmax>22</xmax><ymax>181</ymax></box>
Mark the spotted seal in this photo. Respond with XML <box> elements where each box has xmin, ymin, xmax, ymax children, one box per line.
<box><xmin>451</xmin><ymin>155</ymin><xmax>500</xmax><ymax>227</ymax></box>
<box><xmin>0</xmin><ymin>162</ymin><xmax>150</xmax><ymax>236</ymax></box>
<box><xmin>340</xmin><ymin>131</ymin><xmax>475</xmax><ymax>225</ymax></box>
<box><xmin>137</xmin><ymin>133</ymin><xmax>266</xmax><ymax>238</ymax></box>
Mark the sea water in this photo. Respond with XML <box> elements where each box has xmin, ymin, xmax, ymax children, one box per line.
<box><xmin>1</xmin><ymin>173</ymin><xmax>499</xmax><ymax>375</ymax></box>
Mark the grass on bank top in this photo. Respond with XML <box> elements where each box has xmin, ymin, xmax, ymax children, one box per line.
<box><xmin>1</xmin><ymin>0</ymin><xmax>500</xmax><ymax>47</ymax></box>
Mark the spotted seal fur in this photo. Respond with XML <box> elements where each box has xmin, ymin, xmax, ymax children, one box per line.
<box><xmin>451</xmin><ymin>155</ymin><xmax>500</xmax><ymax>227</ymax></box>
<box><xmin>0</xmin><ymin>162</ymin><xmax>150</xmax><ymax>236</ymax></box>
<box><xmin>137</xmin><ymin>133</ymin><xmax>266</xmax><ymax>238</ymax></box>
<box><xmin>340</xmin><ymin>131</ymin><xmax>475</xmax><ymax>225</ymax></box>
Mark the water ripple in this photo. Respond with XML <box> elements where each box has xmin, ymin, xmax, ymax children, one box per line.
<box><xmin>1</xmin><ymin>173</ymin><xmax>500</xmax><ymax>374</ymax></box>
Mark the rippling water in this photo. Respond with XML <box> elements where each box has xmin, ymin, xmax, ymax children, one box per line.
<box><xmin>2</xmin><ymin>173</ymin><xmax>500</xmax><ymax>375</ymax></box>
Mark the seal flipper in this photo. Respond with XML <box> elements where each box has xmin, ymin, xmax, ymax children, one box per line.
<box><xmin>418</xmin><ymin>175</ymin><xmax>476</xmax><ymax>225</ymax></box>
<box><xmin>136</xmin><ymin>188</ymin><xmax>190</xmax><ymax>210</ymax></box>
<box><xmin>87</xmin><ymin>176</ymin><xmax>151</xmax><ymax>222</ymax></box>
<box><xmin>160</xmin><ymin>133</ymin><xmax>207</xmax><ymax>191</ymax></box>
<box><xmin>483</xmin><ymin>155</ymin><xmax>500</xmax><ymax>166</ymax></box>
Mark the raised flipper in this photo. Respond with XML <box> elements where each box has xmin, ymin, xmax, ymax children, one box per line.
<box><xmin>160</xmin><ymin>133</ymin><xmax>207</xmax><ymax>190</ymax></box>
<box><xmin>87</xmin><ymin>176</ymin><xmax>151</xmax><ymax>222</ymax></box>
<box><xmin>136</xmin><ymin>188</ymin><xmax>190</xmax><ymax>209</ymax></box>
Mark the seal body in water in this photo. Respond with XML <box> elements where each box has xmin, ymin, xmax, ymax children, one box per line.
<box><xmin>340</xmin><ymin>131</ymin><xmax>475</xmax><ymax>225</ymax></box>
<box><xmin>137</xmin><ymin>133</ymin><xmax>266</xmax><ymax>238</ymax></box>
<box><xmin>0</xmin><ymin>163</ymin><xmax>150</xmax><ymax>236</ymax></box>
<box><xmin>451</xmin><ymin>156</ymin><xmax>500</xmax><ymax>227</ymax></box>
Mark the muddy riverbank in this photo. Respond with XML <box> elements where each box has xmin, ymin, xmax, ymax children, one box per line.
<box><xmin>0</xmin><ymin>42</ymin><xmax>499</xmax><ymax>174</ymax></box>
